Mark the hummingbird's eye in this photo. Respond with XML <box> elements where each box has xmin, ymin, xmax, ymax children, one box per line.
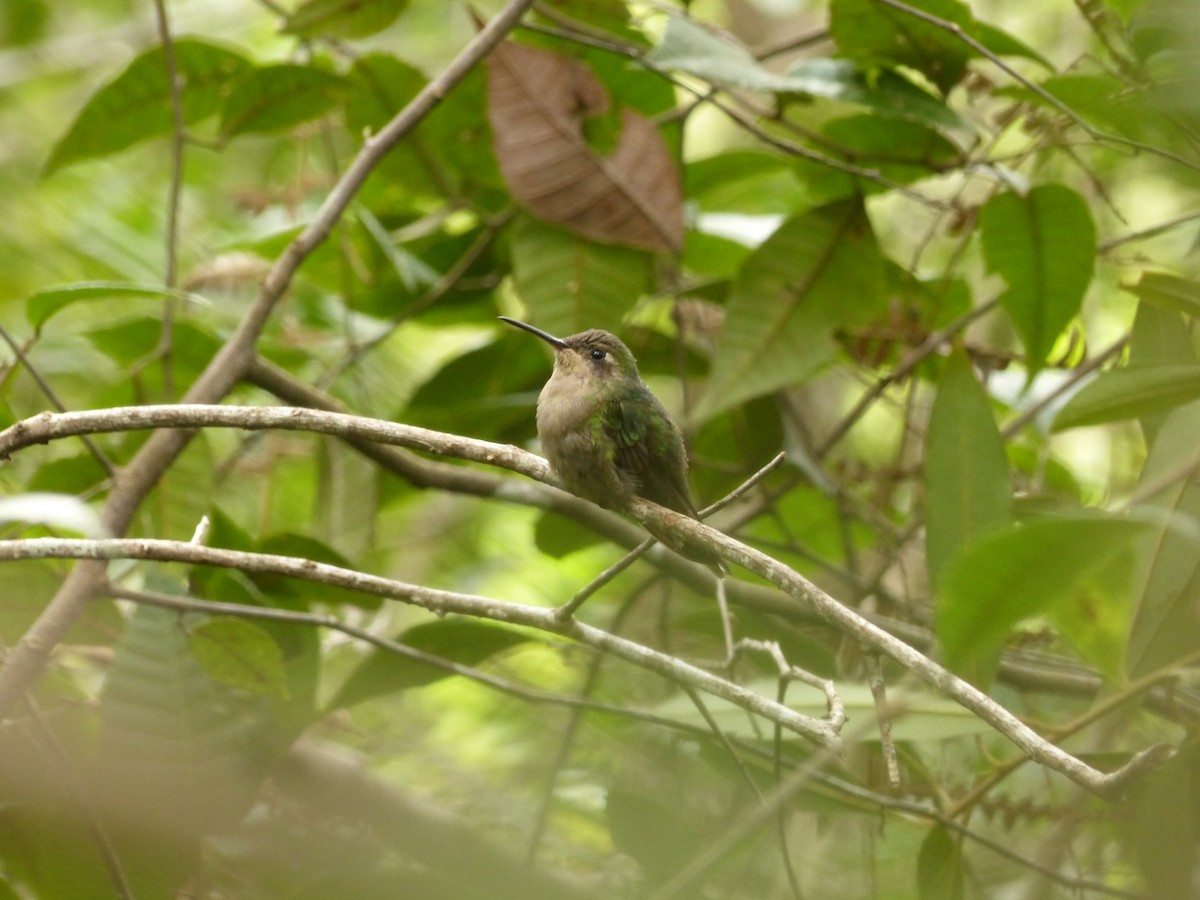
<box><xmin>590</xmin><ymin>349</ymin><xmax>606</xmax><ymax>360</ymax></box>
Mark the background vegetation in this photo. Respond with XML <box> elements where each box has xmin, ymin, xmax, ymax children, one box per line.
<box><xmin>0</xmin><ymin>0</ymin><xmax>1198</xmax><ymax>896</ymax></box>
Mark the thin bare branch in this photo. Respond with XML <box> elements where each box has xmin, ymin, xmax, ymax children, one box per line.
<box><xmin>0</xmin><ymin>536</ymin><xmax>841</xmax><ymax>749</ymax></box>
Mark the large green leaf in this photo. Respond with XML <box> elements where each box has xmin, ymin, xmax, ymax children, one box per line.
<box><xmin>936</xmin><ymin>514</ymin><xmax>1154</xmax><ymax>679</ymax></box>
<box><xmin>695</xmin><ymin>199</ymin><xmax>885</xmax><ymax>420</ymax></box>
<box><xmin>219</xmin><ymin>64</ymin><xmax>346</xmax><ymax>138</ymax></box>
<box><xmin>924</xmin><ymin>350</ymin><xmax>1012</xmax><ymax>586</ymax></box>
<box><xmin>829</xmin><ymin>0</ymin><xmax>978</xmax><ymax>93</ymax></box>
<box><xmin>979</xmin><ymin>185</ymin><xmax>1096</xmax><ymax>375</ymax></box>
<box><xmin>509</xmin><ymin>215</ymin><xmax>650</xmax><ymax>337</ymax></box>
<box><xmin>1053</xmin><ymin>363</ymin><xmax>1200</xmax><ymax>430</ymax></box>
<box><xmin>327</xmin><ymin>618</ymin><xmax>532</xmax><ymax>712</ymax></box>
<box><xmin>282</xmin><ymin>0</ymin><xmax>407</xmax><ymax>40</ymax></box>
<box><xmin>45</xmin><ymin>39</ymin><xmax>252</xmax><ymax>174</ymax></box>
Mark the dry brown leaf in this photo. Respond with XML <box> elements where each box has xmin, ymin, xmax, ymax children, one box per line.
<box><xmin>486</xmin><ymin>40</ymin><xmax>682</xmax><ymax>253</ymax></box>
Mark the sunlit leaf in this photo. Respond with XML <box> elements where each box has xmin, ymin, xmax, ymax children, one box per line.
<box><xmin>924</xmin><ymin>351</ymin><xmax>1012</xmax><ymax>585</ymax></box>
<box><xmin>45</xmin><ymin>39</ymin><xmax>251</xmax><ymax>174</ymax></box>
<box><xmin>980</xmin><ymin>185</ymin><xmax>1096</xmax><ymax>375</ymax></box>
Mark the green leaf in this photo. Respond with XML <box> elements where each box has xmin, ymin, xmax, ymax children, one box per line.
<box><xmin>86</xmin><ymin>316</ymin><xmax>223</xmax><ymax>372</ymax></box>
<box><xmin>1127</xmin><ymin>405</ymin><xmax>1200</xmax><ymax>677</ymax></box>
<box><xmin>26</xmin><ymin>281</ymin><xmax>209</xmax><ymax>333</ymax></box>
<box><xmin>327</xmin><ymin>618</ymin><xmax>531</xmax><ymax>711</ymax></box>
<box><xmin>220</xmin><ymin>64</ymin><xmax>346</xmax><ymax>138</ymax></box>
<box><xmin>822</xmin><ymin>114</ymin><xmax>962</xmax><ymax>186</ymax></box>
<box><xmin>283</xmin><ymin>0</ymin><xmax>407</xmax><ymax>40</ymax></box>
<box><xmin>696</xmin><ymin>199</ymin><xmax>885</xmax><ymax>419</ymax></box>
<box><xmin>189</xmin><ymin>618</ymin><xmax>291</xmax><ymax>701</ymax></box>
<box><xmin>1125</xmin><ymin>271</ymin><xmax>1200</xmax><ymax>319</ymax></box>
<box><xmin>917</xmin><ymin>826</ymin><xmax>966</xmax><ymax>900</ymax></box>
<box><xmin>829</xmin><ymin>0</ymin><xmax>979</xmax><ymax>93</ymax></box>
<box><xmin>975</xmin><ymin>21</ymin><xmax>1052</xmax><ymax>67</ymax></box>
<box><xmin>924</xmin><ymin>351</ymin><xmax>1013</xmax><ymax>585</ymax></box>
<box><xmin>1119</xmin><ymin>743</ymin><xmax>1200</xmax><ymax>898</ymax></box>
<box><xmin>510</xmin><ymin>215</ymin><xmax>651</xmax><ymax>337</ymax></box>
<box><xmin>647</xmin><ymin>14</ymin><xmax>963</xmax><ymax>128</ymax></box>
<box><xmin>979</xmin><ymin>185</ymin><xmax>1096</xmax><ymax>375</ymax></box>
<box><xmin>936</xmin><ymin>514</ymin><xmax>1155</xmax><ymax>679</ymax></box>
<box><xmin>45</xmin><ymin>39</ymin><xmax>252</xmax><ymax>174</ymax></box>
<box><xmin>344</xmin><ymin>52</ymin><xmax>426</xmax><ymax>135</ymax></box>
<box><xmin>685</xmin><ymin>150</ymin><xmax>809</xmax><ymax>215</ymax></box>
<box><xmin>1053</xmin><ymin>364</ymin><xmax>1200</xmax><ymax>430</ymax></box>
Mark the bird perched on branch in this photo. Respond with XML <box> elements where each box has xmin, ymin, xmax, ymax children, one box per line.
<box><xmin>500</xmin><ymin>316</ymin><xmax>725</xmax><ymax>574</ymax></box>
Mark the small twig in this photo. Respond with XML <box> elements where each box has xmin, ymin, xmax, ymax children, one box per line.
<box><xmin>817</xmin><ymin>299</ymin><xmax>998</xmax><ymax>459</ymax></box>
<box><xmin>864</xmin><ymin>651</ymin><xmax>901</xmax><ymax>789</ymax></box>
<box><xmin>555</xmin><ymin>538</ymin><xmax>654</xmax><ymax>620</ymax></box>
<box><xmin>151</xmin><ymin>0</ymin><xmax>185</xmax><ymax>397</ymax></box>
<box><xmin>1098</xmin><ymin>208</ymin><xmax>1200</xmax><ymax>252</ymax></box>
<box><xmin>683</xmin><ymin>685</ymin><xmax>767</xmax><ymax>802</ymax></box>
<box><xmin>556</xmin><ymin>453</ymin><xmax>784</xmax><ymax>621</ymax></box>
<box><xmin>0</xmin><ymin>324</ymin><xmax>115</xmax><ymax>476</ymax></box>
<box><xmin>698</xmin><ymin>451</ymin><xmax>786</xmax><ymax>518</ymax></box>
<box><xmin>1000</xmin><ymin>337</ymin><xmax>1128</xmax><ymax>438</ymax></box>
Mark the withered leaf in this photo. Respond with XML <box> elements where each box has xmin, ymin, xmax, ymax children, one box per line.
<box><xmin>486</xmin><ymin>40</ymin><xmax>682</xmax><ymax>254</ymax></box>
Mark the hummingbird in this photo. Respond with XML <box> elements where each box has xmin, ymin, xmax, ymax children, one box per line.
<box><xmin>500</xmin><ymin>316</ymin><xmax>725</xmax><ymax>573</ymax></box>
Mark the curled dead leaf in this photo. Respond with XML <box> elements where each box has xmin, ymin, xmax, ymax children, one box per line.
<box><xmin>486</xmin><ymin>40</ymin><xmax>682</xmax><ymax>253</ymax></box>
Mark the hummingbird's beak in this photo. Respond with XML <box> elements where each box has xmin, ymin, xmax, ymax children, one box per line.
<box><xmin>498</xmin><ymin>316</ymin><xmax>569</xmax><ymax>350</ymax></box>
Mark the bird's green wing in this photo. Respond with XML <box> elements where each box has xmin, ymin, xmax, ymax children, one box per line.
<box><xmin>606</xmin><ymin>388</ymin><xmax>695</xmax><ymax>516</ymax></box>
